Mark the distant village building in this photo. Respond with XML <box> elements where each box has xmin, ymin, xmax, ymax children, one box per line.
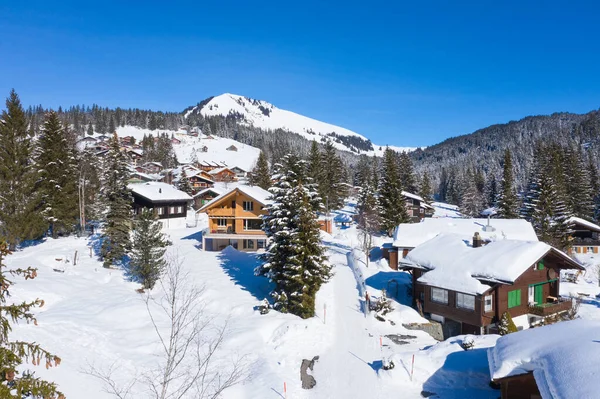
<box><xmin>75</xmin><ymin>136</ymin><xmax>98</xmax><ymax>151</ymax></box>
<box><xmin>402</xmin><ymin>191</ymin><xmax>434</xmax><ymax>222</ymax></box>
<box><xmin>226</xmin><ymin>145</ymin><xmax>238</xmax><ymax>152</ymax></box>
<box><xmin>400</xmin><ymin>232</ymin><xmax>583</xmax><ymax>337</ymax></box>
<box><xmin>199</xmin><ymin>145</ymin><xmax>208</xmax><ymax>152</ymax></box>
<box><xmin>129</xmin><ymin>182</ymin><xmax>192</xmax><ymax>229</ymax></box>
<box><xmin>230</xmin><ymin>166</ymin><xmax>247</xmax><ymax>179</ymax></box>
<box><xmin>568</xmin><ymin>216</ymin><xmax>600</xmax><ymax>255</ymax></box>
<box><xmin>142</xmin><ymin>161</ymin><xmax>163</xmax><ymax>174</ymax></box>
<box><xmin>171</xmin><ymin>137</ymin><xmax>182</xmax><ymax>145</ymax></box>
<box><xmin>198</xmin><ymin>186</ymin><xmax>270</xmax><ymax>251</ymax></box>
<box><xmin>208</xmin><ymin>167</ymin><xmax>237</xmax><ymax>182</ymax></box>
<box><xmin>125</xmin><ymin>149</ymin><xmax>143</xmax><ymax>166</ymax></box>
<box><xmin>192</xmin><ymin>187</ymin><xmax>221</xmax><ymax>209</ymax></box>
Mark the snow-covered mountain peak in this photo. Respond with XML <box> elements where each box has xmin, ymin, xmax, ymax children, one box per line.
<box><xmin>185</xmin><ymin>93</ymin><xmax>418</xmax><ymax>156</ymax></box>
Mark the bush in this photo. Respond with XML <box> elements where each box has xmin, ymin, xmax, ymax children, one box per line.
<box><xmin>461</xmin><ymin>336</ymin><xmax>475</xmax><ymax>350</ymax></box>
<box><xmin>498</xmin><ymin>311</ymin><xmax>518</xmax><ymax>335</ymax></box>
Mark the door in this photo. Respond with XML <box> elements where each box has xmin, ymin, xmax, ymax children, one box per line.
<box><xmin>534</xmin><ymin>284</ymin><xmax>544</xmax><ymax>305</ymax></box>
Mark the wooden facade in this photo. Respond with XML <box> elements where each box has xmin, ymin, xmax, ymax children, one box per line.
<box><xmin>193</xmin><ymin>189</ymin><xmax>220</xmax><ymax>210</ymax></box>
<box><xmin>568</xmin><ymin>218</ymin><xmax>600</xmax><ymax>255</ymax></box>
<box><xmin>494</xmin><ymin>373</ymin><xmax>541</xmax><ymax>399</ymax></box>
<box><xmin>200</xmin><ymin>188</ymin><xmax>268</xmax><ymax>252</ymax></box>
<box><xmin>412</xmin><ymin>250</ymin><xmax>582</xmax><ymax>337</ymax></box>
<box><xmin>209</xmin><ymin>168</ymin><xmax>238</xmax><ymax>182</ymax></box>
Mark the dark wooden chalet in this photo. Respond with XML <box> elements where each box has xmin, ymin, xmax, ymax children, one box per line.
<box><xmin>129</xmin><ymin>182</ymin><xmax>193</xmax><ymax>229</ymax></box>
<box><xmin>402</xmin><ymin>191</ymin><xmax>434</xmax><ymax>223</ymax></box>
<box><xmin>568</xmin><ymin>216</ymin><xmax>600</xmax><ymax>255</ymax></box>
<box><xmin>401</xmin><ymin>233</ymin><xmax>583</xmax><ymax>338</ymax></box>
<box><xmin>192</xmin><ymin>187</ymin><xmax>221</xmax><ymax>210</ymax></box>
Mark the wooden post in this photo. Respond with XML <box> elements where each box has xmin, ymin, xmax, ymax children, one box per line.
<box><xmin>323</xmin><ymin>303</ymin><xmax>326</xmax><ymax>324</ymax></box>
<box><xmin>411</xmin><ymin>354</ymin><xmax>415</xmax><ymax>381</ymax></box>
<box><xmin>89</xmin><ymin>247</ymin><xmax>92</xmax><ymax>258</ymax></box>
<box><xmin>283</xmin><ymin>382</ymin><xmax>287</xmax><ymax>399</ymax></box>
<box><xmin>73</xmin><ymin>250</ymin><xmax>78</xmax><ymax>266</ymax></box>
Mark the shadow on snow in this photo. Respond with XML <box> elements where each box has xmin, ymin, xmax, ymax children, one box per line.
<box><xmin>217</xmin><ymin>246</ymin><xmax>273</xmax><ymax>301</ymax></box>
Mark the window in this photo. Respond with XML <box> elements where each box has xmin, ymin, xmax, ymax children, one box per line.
<box><xmin>176</xmin><ymin>206</ymin><xmax>183</xmax><ymax>213</ymax></box>
<box><xmin>528</xmin><ymin>286</ymin><xmax>535</xmax><ymax>304</ymax></box>
<box><xmin>243</xmin><ymin>201</ymin><xmax>254</xmax><ymax>211</ymax></box>
<box><xmin>484</xmin><ymin>295</ymin><xmax>493</xmax><ymax>312</ymax></box>
<box><xmin>243</xmin><ymin>219</ymin><xmax>262</xmax><ymax>230</ymax></box>
<box><xmin>257</xmin><ymin>239</ymin><xmax>265</xmax><ymax>249</ymax></box>
<box><xmin>536</xmin><ymin>259</ymin><xmax>544</xmax><ymax>270</ymax></box>
<box><xmin>587</xmin><ymin>246</ymin><xmax>595</xmax><ymax>253</ymax></box>
<box><xmin>247</xmin><ymin>240</ymin><xmax>254</xmax><ymax>249</ymax></box>
<box><xmin>169</xmin><ymin>206</ymin><xmax>175</xmax><ymax>214</ymax></box>
<box><xmin>456</xmin><ymin>293</ymin><xmax>475</xmax><ymax>310</ymax></box>
<box><xmin>156</xmin><ymin>207</ymin><xmax>164</xmax><ymax>215</ymax></box>
<box><xmin>217</xmin><ymin>219</ymin><xmax>227</xmax><ymax>227</ymax></box>
<box><xmin>508</xmin><ymin>289</ymin><xmax>522</xmax><ymax>308</ymax></box>
<box><xmin>431</xmin><ymin>288</ymin><xmax>448</xmax><ymax>304</ymax></box>
<box><xmin>419</xmin><ymin>208</ymin><xmax>424</xmax><ymax>214</ymax></box>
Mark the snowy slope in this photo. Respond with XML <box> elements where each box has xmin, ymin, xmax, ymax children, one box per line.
<box><xmin>109</xmin><ymin>126</ymin><xmax>261</xmax><ymax>170</ymax></box>
<box><xmin>186</xmin><ymin>93</ymin><xmax>418</xmax><ymax>156</ymax></box>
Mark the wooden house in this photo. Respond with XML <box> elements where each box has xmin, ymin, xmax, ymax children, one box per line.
<box><xmin>400</xmin><ymin>233</ymin><xmax>583</xmax><ymax>337</ymax></box>
<box><xmin>197</xmin><ymin>161</ymin><xmax>221</xmax><ymax>172</ymax></box>
<box><xmin>488</xmin><ymin>319</ymin><xmax>600</xmax><ymax>399</ymax></box>
<box><xmin>388</xmin><ymin>218</ymin><xmax>538</xmax><ymax>270</ymax></box>
<box><xmin>402</xmin><ymin>191</ymin><xmax>434</xmax><ymax>222</ymax></box>
<box><xmin>142</xmin><ymin>161</ymin><xmax>163</xmax><ymax>174</ymax></box>
<box><xmin>75</xmin><ymin>136</ymin><xmax>98</xmax><ymax>151</ymax></box>
<box><xmin>199</xmin><ymin>145</ymin><xmax>208</xmax><ymax>152</ymax></box>
<box><xmin>192</xmin><ymin>187</ymin><xmax>221</xmax><ymax>209</ymax></box>
<box><xmin>120</xmin><ymin>136</ymin><xmax>135</xmax><ymax>146</ymax></box>
<box><xmin>125</xmin><ymin>149</ymin><xmax>143</xmax><ymax>166</ymax></box>
<box><xmin>198</xmin><ymin>186</ymin><xmax>270</xmax><ymax>251</ymax></box>
<box><xmin>230</xmin><ymin>166</ymin><xmax>247</xmax><ymax>179</ymax></box>
<box><xmin>208</xmin><ymin>167</ymin><xmax>238</xmax><ymax>182</ymax></box>
<box><xmin>187</xmin><ymin>171</ymin><xmax>214</xmax><ymax>191</ymax></box>
<box><xmin>129</xmin><ymin>182</ymin><xmax>193</xmax><ymax>229</ymax></box>
<box><xmin>568</xmin><ymin>216</ymin><xmax>600</xmax><ymax>255</ymax></box>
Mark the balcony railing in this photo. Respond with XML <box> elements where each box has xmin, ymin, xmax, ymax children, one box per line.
<box><xmin>528</xmin><ymin>297</ymin><xmax>572</xmax><ymax>316</ymax></box>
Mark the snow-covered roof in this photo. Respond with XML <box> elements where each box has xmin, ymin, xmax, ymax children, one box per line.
<box><xmin>568</xmin><ymin>216</ymin><xmax>600</xmax><ymax>232</ymax></box>
<box><xmin>481</xmin><ymin>207</ymin><xmax>497</xmax><ymax>216</ymax></box>
<box><xmin>393</xmin><ymin>218</ymin><xmax>538</xmax><ymax>248</ymax></box>
<box><xmin>198</xmin><ymin>185</ymin><xmax>271</xmax><ymax>212</ymax></box>
<box><xmin>402</xmin><ymin>191</ymin><xmax>434</xmax><ymax>209</ymax></box>
<box><xmin>192</xmin><ymin>187</ymin><xmax>222</xmax><ymax>198</ymax></box>
<box><xmin>208</xmin><ymin>167</ymin><xmax>233</xmax><ymax>175</ymax></box>
<box><xmin>488</xmin><ymin>319</ymin><xmax>600</xmax><ymax>399</ymax></box>
<box><xmin>403</xmin><ymin>233</ymin><xmax>581</xmax><ymax>295</ymax></box>
<box><xmin>129</xmin><ymin>182</ymin><xmax>192</xmax><ymax>203</ymax></box>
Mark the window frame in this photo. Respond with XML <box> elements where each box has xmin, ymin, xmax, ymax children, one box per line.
<box><xmin>536</xmin><ymin>259</ymin><xmax>545</xmax><ymax>270</ymax></box>
<box><xmin>176</xmin><ymin>206</ymin><xmax>183</xmax><ymax>214</ymax></box>
<box><xmin>484</xmin><ymin>294</ymin><xmax>493</xmax><ymax>312</ymax></box>
<box><xmin>156</xmin><ymin>207</ymin><xmax>164</xmax><ymax>216</ymax></box>
<box><xmin>430</xmin><ymin>287</ymin><xmax>448</xmax><ymax>305</ymax></box>
<box><xmin>243</xmin><ymin>201</ymin><xmax>254</xmax><ymax>211</ymax></box>
<box><xmin>456</xmin><ymin>292</ymin><xmax>475</xmax><ymax>311</ymax></box>
<box><xmin>216</xmin><ymin>218</ymin><xmax>227</xmax><ymax>227</ymax></box>
<box><xmin>243</xmin><ymin>219</ymin><xmax>262</xmax><ymax>231</ymax></box>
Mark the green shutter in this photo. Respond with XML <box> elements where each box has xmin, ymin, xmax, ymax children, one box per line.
<box><xmin>508</xmin><ymin>289</ymin><xmax>521</xmax><ymax>308</ymax></box>
<box><xmin>537</xmin><ymin>259</ymin><xmax>545</xmax><ymax>270</ymax></box>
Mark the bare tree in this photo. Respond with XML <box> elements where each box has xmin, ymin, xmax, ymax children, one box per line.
<box><xmin>85</xmin><ymin>256</ymin><xmax>246</xmax><ymax>399</ymax></box>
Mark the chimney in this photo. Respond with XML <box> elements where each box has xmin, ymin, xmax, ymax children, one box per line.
<box><xmin>473</xmin><ymin>232</ymin><xmax>482</xmax><ymax>248</ymax></box>
<box><xmin>159</xmin><ymin>188</ymin><xmax>162</xmax><ymax>193</ymax></box>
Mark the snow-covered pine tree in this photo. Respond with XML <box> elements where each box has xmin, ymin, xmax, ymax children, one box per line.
<box><xmin>87</xmin><ymin>122</ymin><xmax>94</xmax><ymax>136</ymax></box>
<box><xmin>418</xmin><ymin>171</ymin><xmax>434</xmax><ymax>206</ymax></box>
<box><xmin>307</xmin><ymin>140</ymin><xmax>323</xmax><ymax>191</ymax></box>
<box><xmin>485</xmin><ymin>171</ymin><xmax>498</xmax><ymax>208</ymax></box>
<box><xmin>562</xmin><ymin>146</ymin><xmax>595</xmax><ymax>221</ymax></box>
<box><xmin>357</xmin><ymin>176</ymin><xmax>380</xmax><ymax>267</ymax></box>
<box><xmin>249</xmin><ymin>150</ymin><xmax>271</xmax><ymax>190</ymax></box>
<box><xmin>130</xmin><ymin>208</ymin><xmax>168</xmax><ymax>290</ymax></box>
<box><xmin>319</xmin><ymin>141</ymin><xmax>347</xmax><ymax>213</ymax></box>
<box><xmin>587</xmin><ymin>153</ymin><xmax>600</xmax><ymax>222</ymax></box>
<box><xmin>398</xmin><ymin>151</ymin><xmax>417</xmax><ymax>193</ymax></box>
<box><xmin>498</xmin><ymin>311</ymin><xmax>518</xmax><ymax>335</ymax></box>
<box><xmin>101</xmin><ymin>132</ymin><xmax>132</xmax><ymax>268</ymax></box>
<box><xmin>35</xmin><ymin>111</ymin><xmax>79</xmax><ymax>237</ymax></box>
<box><xmin>378</xmin><ymin>148</ymin><xmax>408</xmax><ymax>235</ymax></box>
<box><xmin>353</xmin><ymin>155</ymin><xmax>371</xmax><ymax>188</ymax></box>
<box><xmin>460</xmin><ymin>169</ymin><xmax>484</xmax><ymax>217</ymax></box>
<box><xmin>257</xmin><ymin>154</ymin><xmax>330</xmax><ymax>319</ymax></box>
<box><xmin>0</xmin><ymin>241</ymin><xmax>64</xmax><ymax>398</ymax></box>
<box><xmin>177</xmin><ymin>168</ymin><xmax>194</xmax><ymax>196</ymax></box>
<box><xmin>496</xmin><ymin>149</ymin><xmax>519</xmax><ymax>218</ymax></box>
<box><xmin>0</xmin><ymin>90</ymin><xmax>46</xmax><ymax>249</ymax></box>
<box><xmin>370</xmin><ymin>155</ymin><xmax>379</xmax><ymax>191</ymax></box>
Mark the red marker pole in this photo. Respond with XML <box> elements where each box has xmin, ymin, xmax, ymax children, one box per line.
<box><xmin>411</xmin><ymin>354</ymin><xmax>415</xmax><ymax>381</ymax></box>
<box><xmin>284</xmin><ymin>382</ymin><xmax>287</xmax><ymax>399</ymax></box>
<box><xmin>324</xmin><ymin>303</ymin><xmax>326</xmax><ymax>324</ymax></box>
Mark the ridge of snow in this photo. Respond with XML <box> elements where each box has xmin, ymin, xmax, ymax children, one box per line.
<box><xmin>188</xmin><ymin>93</ymin><xmax>418</xmax><ymax>156</ymax></box>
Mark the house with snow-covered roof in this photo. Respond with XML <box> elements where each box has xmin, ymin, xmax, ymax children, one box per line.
<box><xmin>388</xmin><ymin>218</ymin><xmax>538</xmax><ymax>270</ymax></box>
<box><xmin>402</xmin><ymin>190</ymin><xmax>434</xmax><ymax>222</ymax></box>
<box><xmin>198</xmin><ymin>185</ymin><xmax>271</xmax><ymax>251</ymax></box>
<box><xmin>568</xmin><ymin>216</ymin><xmax>600</xmax><ymax>255</ymax></box>
<box><xmin>400</xmin><ymin>233</ymin><xmax>583</xmax><ymax>337</ymax></box>
<box><xmin>208</xmin><ymin>167</ymin><xmax>237</xmax><ymax>182</ymax></box>
<box><xmin>192</xmin><ymin>187</ymin><xmax>221</xmax><ymax>209</ymax></box>
<box><xmin>129</xmin><ymin>182</ymin><xmax>193</xmax><ymax>229</ymax></box>
<box><xmin>488</xmin><ymin>319</ymin><xmax>600</xmax><ymax>399</ymax></box>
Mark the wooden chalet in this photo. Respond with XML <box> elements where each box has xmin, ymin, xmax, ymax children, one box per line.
<box><xmin>75</xmin><ymin>136</ymin><xmax>98</xmax><ymax>151</ymax></box>
<box><xmin>129</xmin><ymin>182</ymin><xmax>193</xmax><ymax>229</ymax></box>
<box><xmin>488</xmin><ymin>319</ymin><xmax>600</xmax><ymax>399</ymax></box>
<box><xmin>192</xmin><ymin>187</ymin><xmax>221</xmax><ymax>209</ymax></box>
<box><xmin>125</xmin><ymin>149</ymin><xmax>143</xmax><ymax>166</ymax></box>
<box><xmin>230</xmin><ymin>166</ymin><xmax>247</xmax><ymax>179</ymax></box>
<box><xmin>568</xmin><ymin>216</ymin><xmax>600</xmax><ymax>255</ymax></box>
<box><xmin>198</xmin><ymin>186</ymin><xmax>270</xmax><ymax>251</ymax></box>
<box><xmin>197</xmin><ymin>161</ymin><xmax>223</xmax><ymax>172</ymax></box>
<box><xmin>119</xmin><ymin>136</ymin><xmax>135</xmax><ymax>146</ymax></box>
<box><xmin>142</xmin><ymin>161</ymin><xmax>163</xmax><ymax>174</ymax></box>
<box><xmin>402</xmin><ymin>191</ymin><xmax>434</xmax><ymax>222</ymax></box>
<box><xmin>199</xmin><ymin>145</ymin><xmax>208</xmax><ymax>152</ymax></box>
<box><xmin>208</xmin><ymin>167</ymin><xmax>238</xmax><ymax>182</ymax></box>
<box><xmin>400</xmin><ymin>233</ymin><xmax>583</xmax><ymax>337</ymax></box>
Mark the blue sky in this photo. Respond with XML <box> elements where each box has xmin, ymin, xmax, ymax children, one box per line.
<box><xmin>1</xmin><ymin>1</ymin><xmax>599</xmax><ymax>147</ymax></box>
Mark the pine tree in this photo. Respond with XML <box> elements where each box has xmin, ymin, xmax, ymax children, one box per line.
<box><xmin>485</xmin><ymin>172</ymin><xmax>498</xmax><ymax>208</ymax></box>
<box><xmin>398</xmin><ymin>151</ymin><xmax>417</xmax><ymax>193</ymax></box>
<box><xmin>378</xmin><ymin>148</ymin><xmax>408</xmax><ymax>235</ymax></box>
<box><xmin>87</xmin><ymin>122</ymin><xmax>94</xmax><ymax>136</ymax></box>
<box><xmin>319</xmin><ymin>141</ymin><xmax>347</xmax><ymax>213</ymax></box>
<box><xmin>498</xmin><ymin>311</ymin><xmax>518</xmax><ymax>335</ymax></box>
<box><xmin>249</xmin><ymin>151</ymin><xmax>271</xmax><ymax>190</ymax></box>
<box><xmin>587</xmin><ymin>153</ymin><xmax>600</xmax><ymax>221</ymax></box>
<box><xmin>101</xmin><ymin>132</ymin><xmax>132</xmax><ymax>268</ymax></box>
<box><xmin>563</xmin><ymin>147</ymin><xmax>594</xmax><ymax>220</ymax></box>
<box><xmin>357</xmin><ymin>178</ymin><xmax>380</xmax><ymax>267</ymax></box>
<box><xmin>496</xmin><ymin>149</ymin><xmax>519</xmax><ymax>218</ymax></box>
<box><xmin>419</xmin><ymin>172</ymin><xmax>434</xmax><ymax>205</ymax></box>
<box><xmin>35</xmin><ymin>111</ymin><xmax>79</xmax><ymax>237</ymax></box>
<box><xmin>108</xmin><ymin>116</ymin><xmax>116</xmax><ymax>134</ymax></box>
<box><xmin>460</xmin><ymin>170</ymin><xmax>484</xmax><ymax>217</ymax></box>
<box><xmin>257</xmin><ymin>154</ymin><xmax>330</xmax><ymax>319</ymax></box>
<box><xmin>176</xmin><ymin>169</ymin><xmax>194</xmax><ymax>196</ymax></box>
<box><xmin>353</xmin><ymin>155</ymin><xmax>371</xmax><ymax>188</ymax></box>
<box><xmin>0</xmin><ymin>90</ymin><xmax>45</xmax><ymax>249</ymax></box>
<box><xmin>0</xmin><ymin>241</ymin><xmax>64</xmax><ymax>398</ymax></box>
<box><xmin>130</xmin><ymin>208</ymin><xmax>168</xmax><ymax>290</ymax></box>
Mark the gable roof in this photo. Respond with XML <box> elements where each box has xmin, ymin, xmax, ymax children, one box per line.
<box><xmin>402</xmin><ymin>233</ymin><xmax>582</xmax><ymax>295</ymax></box>
<box><xmin>393</xmin><ymin>218</ymin><xmax>538</xmax><ymax>249</ymax></box>
<box><xmin>208</xmin><ymin>167</ymin><xmax>234</xmax><ymax>175</ymax></box>
<box><xmin>198</xmin><ymin>185</ymin><xmax>271</xmax><ymax>212</ymax></box>
<box><xmin>488</xmin><ymin>319</ymin><xmax>600</xmax><ymax>399</ymax></box>
<box><xmin>129</xmin><ymin>182</ymin><xmax>192</xmax><ymax>203</ymax></box>
<box><xmin>568</xmin><ymin>216</ymin><xmax>600</xmax><ymax>233</ymax></box>
<box><xmin>192</xmin><ymin>187</ymin><xmax>222</xmax><ymax>198</ymax></box>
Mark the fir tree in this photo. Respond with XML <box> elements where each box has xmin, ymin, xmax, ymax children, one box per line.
<box><xmin>176</xmin><ymin>169</ymin><xmax>194</xmax><ymax>196</ymax></box>
<box><xmin>563</xmin><ymin>147</ymin><xmax>594</xmax><ymax>220</ymax></box>
<box><xmin>357</xmin><ymin>178</ymin><xmax>380</xmax><ymax>267</ymax></box>
<box><xmin>419</xmin><ymin>172</ymin><xmax>434</xmax><ymax>205</ymax></box>
<box><xmin>249</xmin><ymin>151</ymin><xmax>271</xmax><ymax>190</ymax></box>
<box><xmin>496</xmin><ymin>149</ymin><xmax>519</xmax><ymax>218</ymax></box>
<box><xmin>130</xmin><ymin>208</ymin><xmax>168</xmax><ymax>290</ymax></box>
<box><xmin>101</xmin><ymin>132</ymin><xmax>132</xmax><ymax>268</ymax></box>
<box><xmin>257</xmin><ymin>154</ymin><xmax>330</xmax><ymax>319</ymax></box>
<box><xmin>485</xmin><ymin>172</ymin><xmax>498</xmax><ymax>208</ymax></box>
<box><xmin>378</xmin><ymin>147</ymin><xmax>408</xmax><ymax>235</ymax></box>
<box><xmin>35</xmin><ymin>111</ymin><xmax>79</xmax><ymax>237</ymax></box>
<box><xmin>353</xmin><ymin>155</ymin><xmax>371</xmax><ymax>188</ymax></box>
<box><xmin>87</xmin><ymin>122</ymin><xmax>94</xmax><ymax>136</ymax></box>
<box><xmin>0</xmin><ymin>90</ymin><xmax>45</xmax><ymax>249</ymax></box>
<box><xmin>460</xmin><ymin>170</ymin><xmax>484</xmax><ymax>217</ymax></box>
<box><xmin>398</xmin><ymin>151</ymin><xmax>417</xmax><ymax>193</ymax></box>
<box><xmin>0</xmin><ymin>241</ymin><xmax>64</xmax><ymax>398</ymax></box>
<box><xmin>319</xmin><ymin>141</ymin><xmax>347</xmax><ymax>213</ymax></box>
<box><xmin>498</xmin><ymin>311</ymin><xmax>518</xmax><ymax>335</ymax></box>
<box><xmin>108</xmin><ymin>116</ymin><xmax>116</xmax><ymax>134</ymax></box>
<box><xmin>587</xmin><ymin>153</ymin><xmax>600</xmax><ymax>221</ymax></box>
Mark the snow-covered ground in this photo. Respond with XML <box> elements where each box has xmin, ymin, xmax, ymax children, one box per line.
<box><xmin>8</xmin><ymin>200</ymin><xmax>600</xmax><ymax>398</ymax></box>
<box><xmin>431</xmin><ymin>202</ymin><xmax>462</xmax><ymax>218</ymax></box>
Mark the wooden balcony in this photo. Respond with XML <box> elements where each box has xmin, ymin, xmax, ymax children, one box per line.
<box><xmin>528</xmin><ymin>297</ymin><xmax>572</xmax><ymax>317</ymax></box>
